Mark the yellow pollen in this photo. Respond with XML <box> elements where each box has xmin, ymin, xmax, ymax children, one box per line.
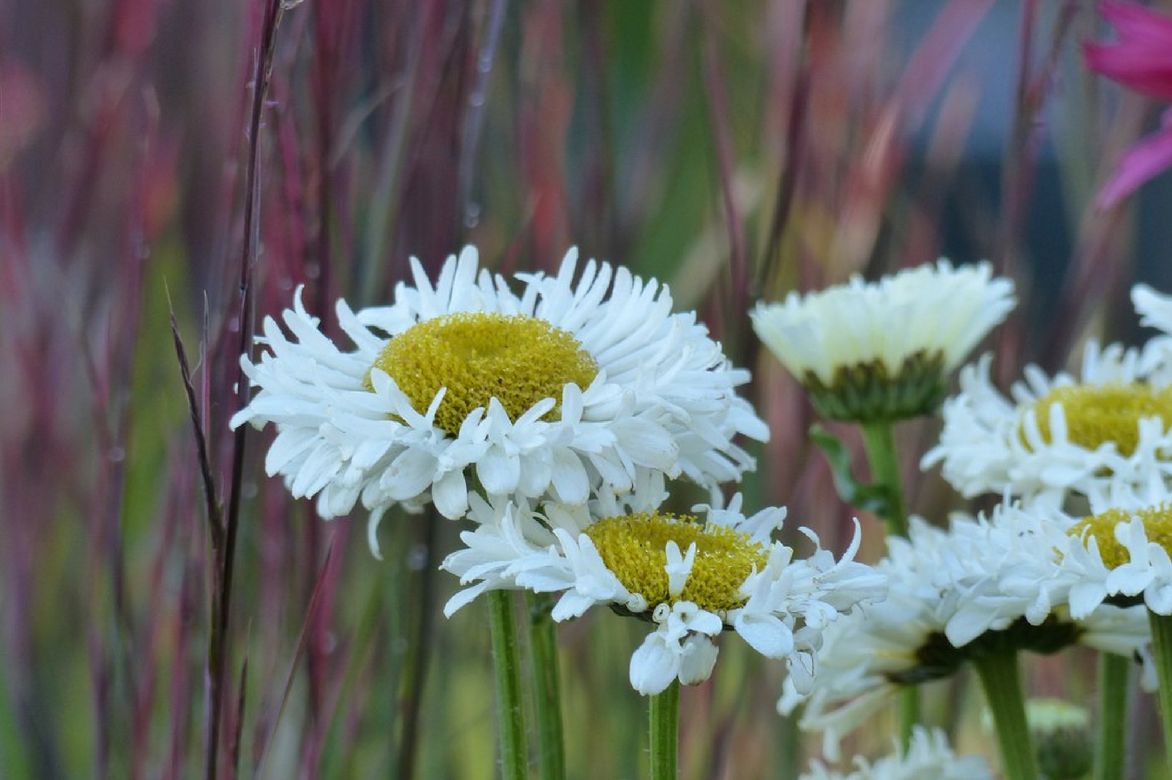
<box><xmin>368</xmin><ymin>312</ymin><xmax>598</xmax><ymax>436</ymax></box>
<box><xmin>1068</xmin><ymin>503</ymin><xmax>1172</xmax><ymax>569</ymax></box>
<box><xmin>584</xmin><ymin>513</ymin><xmax>770</xmax><ymax>614</ymax></box>
<box><xmin>1025</xmin><ymin>383</ymin><xmax>1172</xmax><ymax>456</ymax></box>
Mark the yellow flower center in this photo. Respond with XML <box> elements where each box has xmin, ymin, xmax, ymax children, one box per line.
<box><xmin>1068</xmin><ymin>504</ymin><xmax>1172</xmax><ymax>568</ymax></box>
<box><xmin>584</xmin><ymin>512</ymin><xmax>770</xmax><ymax>614</ymax></box>
<box><xmin>369</xmin><ymin>312</ymin><xmax>599</xmax><ymax>436</ymax></box>
<box><xmin>1026</xmin><ymin>383</ymin><xmax>1172</xmax><ymax>456</ymax></box>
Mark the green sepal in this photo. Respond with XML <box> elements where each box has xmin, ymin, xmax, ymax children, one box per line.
<box><xmin>809</xmin><ymin>424</ymin><xmax>895</xmax><ymax>516</ymax></box>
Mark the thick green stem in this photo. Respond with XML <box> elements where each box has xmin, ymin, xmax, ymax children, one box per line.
<box><xmin>528</xmin><ymin>592</ymin><xmax>565</xmax><ymax>780</ymax></box>
<box><xmin>896</xmin><ymin>687</ymin><xmax>920</xmax><ymax>751</ymax></box>
<box><xmin>488</xmin><ymin>591</ymin><xmax>527</xmax><ymax>780</ymax></box>
<box><xmin>859</xmin><ymin>421</ymin><xmax>909</xmax><ymax>538</ymax></box>
<box><xmin>776</xmin><ymin>709</ymin><xmax>801</xmax><ymax>780</ymax></box>
<box><xmin>648</xmin><ymin>681</ymin><xmax>680</xmax><ymax>780</ymax></box>
<box><xmin>974</xmin><ymin>649</ymin><xmax>1038</xmax><ymax>780</ymax></box>
<box><xmin>1148</xmin><ymin>611</ymin><xmax>1172</xmax><ymax>772</ymax></box>
<box><xmin>1094</xmin><ymin>653</ymin><xmax>1130</xmax><ymax>780</ymax></box>
<box><xmin>859</xmin><ymin>420</ymin><xmax>915</xmax><ymax>746</ymax></box>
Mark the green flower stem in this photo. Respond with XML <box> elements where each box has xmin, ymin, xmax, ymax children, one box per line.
<box><xmin>1148</xmin><ymin>610</ymin><xmax>1172</xmax><ymax>772</ymax></box>
<box><xmin>859</xmin><ymin>420</ymin><xmax>915</xmax><ymax>746</ymax></box>
<box><xmin>974</xmin><ymin>649</ymin><xmax>1039</xmax><ymax>780</ymax></box>
<box><xmin>649</xmin><ymin>681</ymin><xmax>680</xmax><ymax>780</ymax></box>
<box><xmin>777</xmin><ymin>709</ymin><xmax>801</xmax><ymax>780</ymax></box>
<box><xmin>488</xmin><ymin>591</ymin><xmax>527</xmax><ymax>780</ymax></box>
<box><xmin>528</xmin><ymin>592</ymin><xmax>565</xmax><ymax>780</ymax></box>
<box><xmin>858</xmin><ymin>421</ymin><xmax>909</xmax><ymax>538</ymax></box>
<box><xmin>896</xmin><ymin>687</ymin><xmax>919</xmax><ymax>750</ymax></box>
<box><xmin>1093</xmin><ymin>652</ymin><xmax>1130</xmax><ymax>780</ymax></box>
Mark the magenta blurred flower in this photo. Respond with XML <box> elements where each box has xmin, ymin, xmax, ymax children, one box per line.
<box><xmin>1086</xmin><ymin>1</ymin><xmax>1172</xmax><ymax>206</ymax></box>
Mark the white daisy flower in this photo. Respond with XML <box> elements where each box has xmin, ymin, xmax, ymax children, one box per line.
<box><xmin>922</xmin><ymin>341</ymin><xmax>1172</xmax><ymax>508</ymax></box>
<box><xmin>800</xmin><ymin>727</ymin><xmax>992</xmax><ymax>780</ymax></box>
<box><xmin>441</xmin><ymin>495</ymin><xmax>886</xmax><ymax>696</ymax></box>
<box><xmin>1044</xmin><ymin>489</ymin><xmax>1172</xmax><ymax>618</ymax></box>
<box><xmin>231</xmin><ymin>246</ymin><xmax>768</xmax><ymax>554</ymax></box>
<box><xmin>750</xmin><ymin>260</ymin><xmax>1014</xmax><ymax>422</ymax></box>
<box><xmin>782</xmin><ymin>510</ymin><xmax>1150</xmax><ymax>759</ymax></box>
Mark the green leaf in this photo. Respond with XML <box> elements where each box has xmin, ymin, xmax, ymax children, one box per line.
<box><xmin>808</xmin><ymin>424</ymin><xmax>896</xmax><ymax>516</ymax></box>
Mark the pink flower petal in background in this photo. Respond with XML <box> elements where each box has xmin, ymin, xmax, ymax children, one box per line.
<box><xmin>1086</xmin><ymin>1</ymin><xmax>1172</xmax><ymax>100</ymax></box>
<box><xmin>1097</xmin><ymin>112</ymin><xmax>1172</xmax><ymax>207</ymax></box>
<box><xmin>1086</xmin><ymin>1</ymin><xmax>1172</xmax><ymax>205</ymax></box>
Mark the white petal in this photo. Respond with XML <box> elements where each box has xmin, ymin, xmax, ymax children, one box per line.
<box><xmin>629</xmin><ymin>632</ymin><xmax>680</xmax><ymax>695</ymax></box>
<box><xmin>477</xmin><ymin>444</ymin><xmax>521</xmax><ymax>495</ymax></box>
<box><xmin>733</xmin><ymin>612</ymin><xmax>794</xmax><ymax>658</ymax></box>
<box><xmin>432</xmin><ymin>469</ymin><xmax>469</xmax><ymax>519</ymax></box>
<box><xmin>550</xmin><ymin>449</ymin><xmax>590</xmax><ymax>504</ymax></box>
<box><xmin>664</xmin><ymin>542</ymin><xmax>696</xmax><ymax>599</ymax></box>
<box><xmin>384</xmin><ymin>448</ymin><xmax>436</xmax><ymax>500</ymax></box>
<box><xmin>678</xmin><ymin>635</ymin><xmax>719</xmax><ymax>685</ymax></box>
<box><xmin>552</xmin><ymin>591</ymin><xmax>597</xmax><ymax>622</ymax></box>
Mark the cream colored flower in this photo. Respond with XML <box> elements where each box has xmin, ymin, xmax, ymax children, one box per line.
<box><xmin>751</xmin><ymin>260</ymin><xmax>1014</xmax><ymax>422</ymax></box>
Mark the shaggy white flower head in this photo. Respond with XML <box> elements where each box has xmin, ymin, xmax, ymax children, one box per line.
<box><xmin>231</xmin><ymin>246</ymin><xmax>768</xmax><ymax>555</ymax></box>
<box><xmin>922</xmin><ymin>341</ymin><xmax>1172</xmax><ymax>508</ymax></box>
<box><xmin>442</xmin><ymin>494</ymin><xmax>886</xmax><ymax>696</ymax></box>
<box><xmin>750</xmin><ymin>260</ymin><xmax>1014</xmax><ymax>422</ymax></box>
<box><xmin>800</xmin><ymin>727</ymin><xmax>991</xmax><ymax>780</ymax></box>
<box><xmin>782</xmin><ymin>510</ymin><xmax>1151</xmax><ymax>759</ymax></box>
<box><xmin>1044</xmin><ymin>486</ymin><xmax>1172</xmax><ymax>618</ymax></box>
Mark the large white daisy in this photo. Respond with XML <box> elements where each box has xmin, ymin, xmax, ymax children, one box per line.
<box><xmin>231</xmin><ymin>246</ymin><xmax>768</xmax><ymax>554</ymax></box>
<box><xmin>781</xmin><ymin>509</ymin><xmax>1151</xmax><ymax>759</ymax></box>
<box><xmin>750</xmin><ymin>260</ymin><xmax>1015</xmax><ymax>422</ymax></box>
<box><xmin>800</xmin><ymin>727</ymin><xmax>991</xmax><ymax>780</ymax></box>
<box><xmin>922</xmin><ymin>341</ymin><xmax>1172</xmax><ymax>508</ymax></box>
<box><xmin>441</xmin><ymin>494</ymin><xmax>886</xmax><ymax>696</ymax></box>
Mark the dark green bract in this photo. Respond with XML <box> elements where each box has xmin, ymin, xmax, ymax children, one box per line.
<box><xmin>886</xmin><ymin>615</ymin><xmax>1084</xmax><ymax>686</ymax></box>
<box><xmin>802</xmin><ymin>350</ymin><xmax>949</xmax><ymax>423</ymax></box>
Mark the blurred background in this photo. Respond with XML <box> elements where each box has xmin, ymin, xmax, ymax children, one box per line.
<box><xmin>3</xmin><ymin>0</ymin><xmax>1171</xmax><ymax>777</ymax></box>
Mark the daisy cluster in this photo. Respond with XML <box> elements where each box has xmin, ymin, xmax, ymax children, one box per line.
<box><xmin>925</xmin><ymin>285</ymin><xmax>1172</xmax><ymax>507</ymax></box>
<box><xmin>752</xmin><ymin>261</ymin><xmax>1172</xmax><ymax>774</ymax></box>
<box><xmin>780</xmin><ymin>508</ymin><xmax>1150</xmax><ymax>758</ymax></box>
<box><xmin>237</xmin><ymin>245</ymin><xmax>887</xmax><ymax>697</ymax></box>
<box><xmin>917</xmin><ymin>283</ymin><xmax>1172</xmax><ymax>622</ymax></box>
<box><xmin>238</xmin><ymin>242</ymin><xmax>1172</xmax><ymax>773</ymax></box>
